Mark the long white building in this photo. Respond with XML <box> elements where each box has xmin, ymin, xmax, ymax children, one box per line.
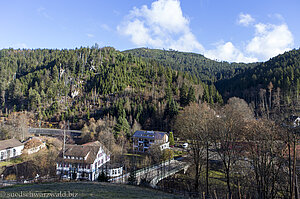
<box><xmin>0</xmin><ymin>138</ymin><xmax>24</xmax><ymax>161</ymax></box>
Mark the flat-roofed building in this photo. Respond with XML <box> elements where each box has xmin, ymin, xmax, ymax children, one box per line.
<box><xmin>132</xmin><ymin>130</ymin><xmax>169</xmax><ymax>152</ymax></box>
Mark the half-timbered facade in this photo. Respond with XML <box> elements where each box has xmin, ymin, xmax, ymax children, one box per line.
<box><xmin>56</xmin><ymin>141</ymin><xmax>110</xmax><ymax>181</ymax></box>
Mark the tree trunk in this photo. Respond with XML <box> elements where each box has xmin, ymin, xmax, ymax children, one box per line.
<box><xmin>289</xmin><ymin>139</ymin><xmax>293</xmax><ymax>199</ymax></box>
<box><xmin>206</xmin><ymin>141</ymin><xmax>209</xmax><ymax>197</ymax></box>
<box><xmin>292</xmin><ymin>135</ymin><xmax>297</xmax><ymax>199</ymax></box>
<box><xmin>238</xmin><ymin>179</ymin><xmax>242</xmax><ymax>199</ymax></box>
<box><xmin>226</xmin><ymin>167</ymin><xmax>232</xmax><ymax>199</ymax></box>
<box><xmin>195</xmin><ymin>165</ymin><xmax>199</xmax><ymax>193</ymax></box>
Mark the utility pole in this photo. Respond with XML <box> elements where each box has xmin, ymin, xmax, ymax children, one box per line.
<box><xmin>63</xmin><ymin>121</ymin><xmax>66</xmax><ymax>158</ymax></box>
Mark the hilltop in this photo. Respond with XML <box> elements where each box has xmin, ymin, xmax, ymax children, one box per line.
<box><xmin>124</xmin><ymin>48</ymin><xmax>259</xmax><ymax>83</ymax></box>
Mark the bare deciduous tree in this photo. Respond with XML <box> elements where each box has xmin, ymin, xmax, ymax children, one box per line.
<box><xmin>174</xmin><ymin>102</ymin><xmax>214</xmax><ymax>194</ymax></box>
<box><xmin>211</xmin><ymin>97</ymin><xmax>254</xmax><ymax>198</ymax></box>
<box><xmin>243</xmin><ymin>119</ymin><xmax>288</xmax><ymax>199</ymax></box>
<box><xmin>0</xmin><ymin>112</ymin><xmax>29</xmax><ymax>141</ymax></box>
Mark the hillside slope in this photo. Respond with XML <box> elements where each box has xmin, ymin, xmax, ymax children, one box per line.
<box><xmin>124</xmin><ymin>48</ymin><xmax>259</xmax><ymax>83</ymax></box>
<box><xmin>0</xmin><ymin>47</ymin><xmax>222</xmax><ymax>133</ymax></box>
<box><xmin>216</xmin><ymin>48</ymin><xmax>300</xmax><ymax>118</ymax></box>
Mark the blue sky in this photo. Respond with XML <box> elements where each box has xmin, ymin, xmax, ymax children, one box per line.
<box><xmin>0</xmin><ymin>0</ymin><xmax>299</xmax><ymax>62</ymax></box>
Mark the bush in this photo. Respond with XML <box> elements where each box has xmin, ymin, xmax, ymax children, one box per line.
<box><xmin>5</xmin><ymin>174</ymin><xmax>16</xmax><ymax>181</ymax></box>
<box><xmin>98</xmin><ymin>171</ymin><xmax>109</xmax><ymax>182</ymax></box>
<box><xmin>162</xmin><ymin>149</ymin><xmax>174</xmax><ymax>161</ymax></box>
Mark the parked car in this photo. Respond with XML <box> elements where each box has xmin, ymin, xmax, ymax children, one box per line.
<box><xmin>182</xmin><ymin>143</ymin><xmax>188</xmax><ymax>149</ymax></box>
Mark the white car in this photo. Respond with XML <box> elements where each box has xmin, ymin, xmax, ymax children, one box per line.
<box><xmin>182</xmin><ymin>143</ymin><xmax>188</xmax><ymax>149</ymax></box>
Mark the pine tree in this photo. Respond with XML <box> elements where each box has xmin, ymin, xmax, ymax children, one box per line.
<box><xmin>169</xmin><ymin>132</ymin><xmax>175</xmax><ymax>146</ymax></box>
<box><xmin>187</xmin><ymin>86</ymin><xmax>196</xmax><ymax>105</ymax></box>
<box><xmin>202</xmin><ymin>85</ymin><xmax>210</xmax><ymax>103</ymax></box>
<box><xmin>165</xmin><ymin>99</ymin><xmax>179</xmax><ymax>119</ymax></box>
<box><xmin>180</xmin><ymin>83</ymin><xmax>188</xmax><ymax>106</ymax></box>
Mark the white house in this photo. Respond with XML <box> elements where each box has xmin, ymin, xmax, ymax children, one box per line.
<box><xmin>0</xmin><ymin>139</ymin><xmax>24</xmax><ymax>161</ymax></box>
<box><xmin>56</xmin><ymin>141</ymin><xmax>110</xmax><ymax>181</ymax></box>
<box><xmin>106</xmin><ymin>166</ymin><xmax>123</xmax><ymax>178</ymax></box>
<box><xmin>132</xmin><ymin>130</ymin><xmax>169</xmax><ymax>153</ymax></box>
<box><xmin>23</xmin><ymin>137</ymin><xmax>46</xmax><ymax>154</ymax></box>
<box><xmin>100</xmin><ymin>163</ymin><xmax>123</xmax><ymax>179</ymax></box>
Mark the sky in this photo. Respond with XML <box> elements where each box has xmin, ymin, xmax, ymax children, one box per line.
<box><xmin>0</xmin><ymin>0</ymin><xmax>299</xmax><ymax>63</ymax></box>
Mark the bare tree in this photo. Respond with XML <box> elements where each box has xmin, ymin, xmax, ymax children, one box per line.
<box><xmin>174</xmin><ymin>103</ymin><xmax>214</xmax><ymax>194</ymax></box>
<box><xmin>268</xmin><ymin>82</ymin><xmax>274</xmax><ymax>109</ymax></box>
<box><xmin>0</xmin><ymin>112</ymin><xmax>29</xmax><ymax>141</ymax></box>
<box><xmin>243</xmin><ymin>119</ymin><xmax>288</xmax><ymax>199</ymax></box>
<box><xmin>80</xmin><ymin>118</ymin><xmax>124</xmax><ymax>163</ymax></box>
<box><xmin>211</xmin><ymin>97</ymin><xmax>254</xmax><ymax>198</ymax></box>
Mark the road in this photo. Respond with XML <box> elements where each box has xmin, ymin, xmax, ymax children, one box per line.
<box><xmin>28</xmin><ymin>127</ymin><xmax>82</xmax><ymax>137</ymax></box>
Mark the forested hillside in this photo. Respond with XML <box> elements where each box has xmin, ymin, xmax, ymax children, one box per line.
<box><xmin>216</xmin><ymin>48</ymin><xmax>300</xmax><ymax>119</ymax></box>
<box><xmin>124</xmin><ymin>48</ymin><xmax>259</xmax><ymax>83</ymax></box>
<box><xmin>2</xmin><ymin>46</ymin><xmax>299</xmax><ymax>131</ymax></box>
<box><xmin>0</xmin><ymin>46</ymin><xmax>222</xmax><ymax>135</ymax></box>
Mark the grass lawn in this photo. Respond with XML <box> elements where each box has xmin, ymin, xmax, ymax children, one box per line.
<box><xmin>0</xmin><ymin>158</ymin><xmax>23</xmax><ymax>167</ymax></box>
<box><xmin>124</xmin><ymin>153</ymin><xmax>143</xmax><ymax>157</ymax></box>
<box><xmin>173</xmin><ymin>150</ymin><xmax>187</xmax><ymax>158</ymax></box>
<box><xmin>0</xmin><ymin>182</ymin><xmax>186</xmax><ymax>199</ymax></box>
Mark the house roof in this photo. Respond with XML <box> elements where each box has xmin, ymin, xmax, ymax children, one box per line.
<box><xmin>0</xmin><ymin>138</ymin><xmax>23</xmax><ymax>151</ymax></box>
<box><xmin>24</xmin><ymin>137</ymin><xmax>44</xmax><ymax>149</ymax></box>
<box><xmin>83</xmin><ymin>140</ymin><xmax>110</xmax><ymax>155</ymax></box>
<box><xmin>133</xmin><ymin>130</ymin><xmax>166</xmax><ymax>140</ymax></box>
<box><xmin>64</xmin><ymin>145</ymin><xmax>90</xmax><ymax>157</ymax></box>
<box><xmin>57</xmin><ymin>141</ymin><xmax>109</xmax><ymax>164</ymax></box>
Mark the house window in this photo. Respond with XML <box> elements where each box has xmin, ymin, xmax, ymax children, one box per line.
<box><xmin>7</xmin><ymin>149</ymin><xmax>11</xmax><ymax>158</ymax></box>
<box><xmin>13</xmin><ymin>149</ymin><xmax>16</xmax><ymax>157</ymax></box>
<box><xmin>0</xmin><ymin>152</ymin><xmax>4</xmax><ymax>160</ymax></box>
